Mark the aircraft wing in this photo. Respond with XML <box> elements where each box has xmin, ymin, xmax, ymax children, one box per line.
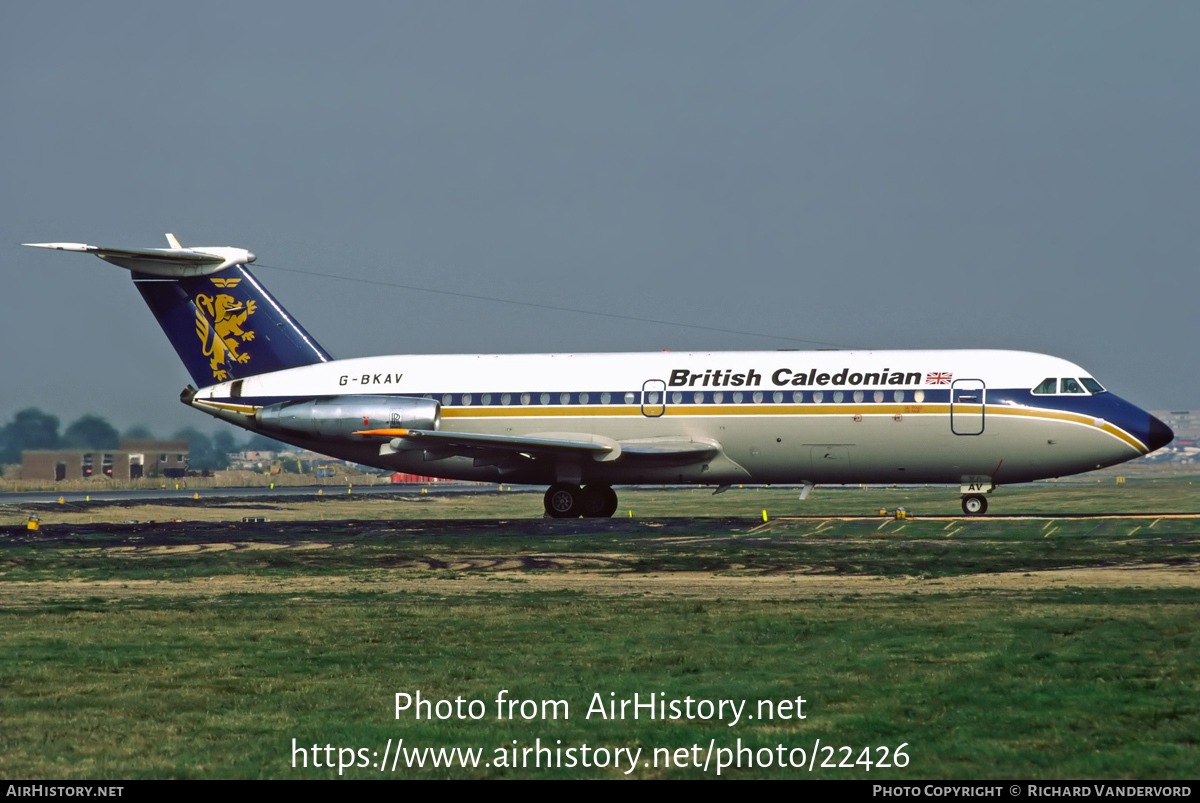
<box><xmin>357</xmin><ymin>428</ymin><xmax>720</xmax><ymax>465</ymax></box>
<box><xmin>361</xmin><ymin>428</ymin><xmax>613</xmax><ymax>458</ymax></box>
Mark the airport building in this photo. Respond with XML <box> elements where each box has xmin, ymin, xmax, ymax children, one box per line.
<box><xmin>21</xmin><ymin>439</ymin><xmax>189</xmax><ymax>481</ymax></box>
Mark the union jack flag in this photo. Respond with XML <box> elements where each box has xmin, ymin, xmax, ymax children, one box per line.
<box><xmin>925</xmin><ymin>372</ymin><xmax>953</xmax><ymax>385</ymax></box>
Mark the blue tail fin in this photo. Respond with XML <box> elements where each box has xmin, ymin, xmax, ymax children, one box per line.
<box><xmin>24</xmin><ymin>236</ymin><xmax>332</xmax><ymax>386</ymax></box>
<box><xmin>134</xmin><ymin>265</ymin><xmax>332</xmax><ymax>386</ymax></box>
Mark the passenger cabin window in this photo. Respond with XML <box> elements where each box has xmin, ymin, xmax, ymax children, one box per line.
<box><xmin>1081</xmin><ymin>378</ymin><xmax>1105</xmax><ymax>394</ymax></box>
<box><xmin>1060</xmin><ymin>378</ymin><xmax>1085</xmax><ymax>394</ymax></box>
<box><xmin>1033</xmin><ymin>378</ymin><xmax>1057</xmax><ymax>395</ymax></box>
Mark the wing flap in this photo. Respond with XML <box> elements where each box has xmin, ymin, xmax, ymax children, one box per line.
<box><xmin>361</xmin><ymin>428</ymin><xmax>720</xmax><ymax>466</ymax></box>
<box><xmin>620</xmin><ymin>439</ymin><xmax>720</xmax><ymax>458</ymax></box>
<box><xmin>365</xmin><ymin>428</ymin><xmax>614</xmax><ymax>457</ymax></box>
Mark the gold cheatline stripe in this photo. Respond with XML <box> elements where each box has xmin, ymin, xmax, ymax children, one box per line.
<box><xmin>988</xmin><ymin>407</ymin><xmax>1145</xmax><ymax>452</ymax></box>
<box><xmin>440</xmin><ymin>403</ymin><xmax>1146</xmax><ymax>452</ymax></box>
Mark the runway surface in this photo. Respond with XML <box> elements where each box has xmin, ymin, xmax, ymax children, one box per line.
<box><xmin>0</xmin><ymin>483</ymin><xmax>528</xmax><ymax>505</ymax></box>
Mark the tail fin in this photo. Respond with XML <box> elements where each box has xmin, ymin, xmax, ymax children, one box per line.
<box><xmin>25</xmin><ymin>235</ymin><xmax>332</xmax><ymax>386</ymax></box>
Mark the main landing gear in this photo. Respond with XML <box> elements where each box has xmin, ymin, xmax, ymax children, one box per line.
<box><xmin>544</xmin><ymin>483</ymin><xmax>619</xmax><ymax>518</ymax></box>
<box><xmin>961</xmin><ymin>494</ymin><xmax>988</xmax><ymax>516</ymax></box>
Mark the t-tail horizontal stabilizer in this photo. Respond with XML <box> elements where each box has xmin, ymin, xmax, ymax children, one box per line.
<box><xmin>23</xmin><ymin>233</ymin><xmax>256</xmax><ymax>277</ymax></box>
<box><xmin>24</xmin><ymin>234</ymin><xmax>331</xmax><ymax>386</ymax></box>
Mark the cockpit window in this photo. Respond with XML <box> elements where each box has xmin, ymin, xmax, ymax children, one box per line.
<box><xmin>1059</xmin><ymin>378</ymin><xmax>1085</xmax><ymax>394</ymax></box>
<box><xmin>1080</xmin><ymin>377</ymin><xmax>1105</xmax><ymax>394</ymax></box>
<box><xmin>1032</xmin><ymin>378</ymin><xmax>1057</xmax><ymax>395</ymax></box>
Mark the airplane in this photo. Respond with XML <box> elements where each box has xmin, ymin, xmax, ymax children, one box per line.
<box><xmin>23</xmin><ymin>235</ymin><xmax>1173</xmax><ymax>517</ymax></box>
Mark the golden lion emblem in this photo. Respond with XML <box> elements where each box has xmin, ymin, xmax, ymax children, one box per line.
<box><xmin>195</xmin><ymin>291</ymin><xmax>257</xmax><ymax>381</ymax></box>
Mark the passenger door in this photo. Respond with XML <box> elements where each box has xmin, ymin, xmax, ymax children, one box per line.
<box><xmin>641</xmin><ymin>379</ymin><xmax>666</xmax><ymax>417</ymax></box>
<box><xmin>951</xmin><ymin>378</ymin><xmax>985</xmax><ymax>435</ymax></box>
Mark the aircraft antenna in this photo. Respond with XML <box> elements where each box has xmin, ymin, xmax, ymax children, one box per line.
<box><xmin>253</xmin><ymin>262</ymin><xmax>857</xmax><ymax>349</ymax></box>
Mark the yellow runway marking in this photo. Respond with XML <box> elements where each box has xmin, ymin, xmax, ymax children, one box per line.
<box><xmin>774</xmin><ymin>513</ymin><xmax>1200</xmax><ymax>522</ymax></box>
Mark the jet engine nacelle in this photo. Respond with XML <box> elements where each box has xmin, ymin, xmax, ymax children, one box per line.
<box><xmin>255</xmin><ymin>395</ymin><xmax>440</xmax><ymax>440</ymax></box>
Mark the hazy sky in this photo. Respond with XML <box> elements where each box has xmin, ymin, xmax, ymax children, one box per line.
<box><xmin>3</xmin><ymin>1</ymin><xmax>1197</xmax><ymax>435</ymax></box>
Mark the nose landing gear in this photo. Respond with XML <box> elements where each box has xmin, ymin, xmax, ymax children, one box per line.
<box><xmin>961</xmin><ymin>494</ymin><xmax>988</xmax><ymax>516</ymax></box>
<box><xmin>544</xmin><ymin>483</ymin><xmax>619</xmax><ymax>518</ymax></box>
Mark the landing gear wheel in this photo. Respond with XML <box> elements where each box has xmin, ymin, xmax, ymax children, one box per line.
<box><xmin>962</xmin><ymin>494</ymin><xmax>988</xmax><ymax>516</ymax></box>
<box><xmin>580</xmin><ymin>485</ymin><xmax>619</xmax><ymax>518</ymax></box>
<box><xmin>544</xmin><ymin>483</ymin><xmax>582</xmax><ymax>518</ymax></box>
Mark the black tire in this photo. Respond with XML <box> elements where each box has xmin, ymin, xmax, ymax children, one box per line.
<box><xmin>961</xmin><ymin>494</ymin><xmax>988</xmax><ymax>516</ymax></box>
<box><xmin>544</xmin><ymin>483</ymin><xmax>582</xmax><ymax>518</ymax></box>
<box><xmin>581</xmin><ymin>484</ymin><xmax>619</xmax><ymax>518</ymax></box>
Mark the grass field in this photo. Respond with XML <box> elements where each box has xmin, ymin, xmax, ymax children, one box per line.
<box><xmin>0</xmin><ymin>481</ymin><xmax>1197</xmax><ymax>779</ymax></box>
<box><xmin>3</xmin><ymin>474</ymin><xmax>1200</xmax><ymax>527</ymax></box>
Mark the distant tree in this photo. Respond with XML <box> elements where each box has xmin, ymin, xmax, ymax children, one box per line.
<box><xmin>122</xmin><ymin>425</ymin><xmax>154</xmax><ymax>440</ymax></box>
<box><xmin>173</xmin><ymin>428</ymin><xmax>233</xmax><ymax>471</ymax></box>
<box><xmin>174</xmin><ymin>428</ymin><xmax>214</xmax><ymax>471</ymax></box>
<box><xmin>243</xmin><ymin>432</ymin><xmax>291</xmax><ymax>453</ymax></box>
<box><xmin>212</xmin><ymin>429</ymin><xmax>238</xmax><ymax>460</ymax></box>
<box><xmin>62</xmin><ymin>415</ymin><xmax>120</xmax><ymax>450</ymax></box>
<box><xmin>0</xmin><ymin>408</ymin><xmax>61</xmax><ymax>464</ymax></box>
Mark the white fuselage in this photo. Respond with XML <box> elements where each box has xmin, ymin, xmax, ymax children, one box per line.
<box><xmin>190</xmin><ymin>348</ymin><xmax>1156</xmax><ymax>488</ymax></box>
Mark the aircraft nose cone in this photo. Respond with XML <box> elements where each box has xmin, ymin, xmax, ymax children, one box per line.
<box><xmin>1146</xmin><ymin>414</ymin><xmax>1174</xmax><ymax>452</ymax></box>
